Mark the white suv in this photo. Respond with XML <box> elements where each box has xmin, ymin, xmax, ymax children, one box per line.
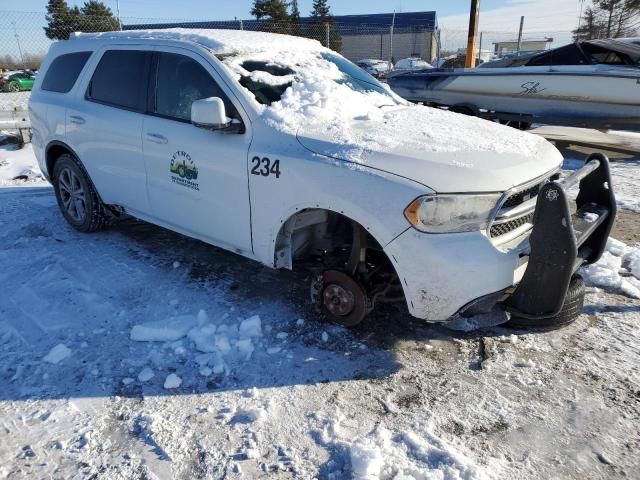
<box><xmin>29</xmin><ymin>29</ymin><xmax>616</xmax><ymax>328</ymax></box>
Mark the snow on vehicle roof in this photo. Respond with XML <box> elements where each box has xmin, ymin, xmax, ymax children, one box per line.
<box><xmin>73</xmin><ymin>28</ymin><xmax>326</xmax><ymax>55</ymax></box>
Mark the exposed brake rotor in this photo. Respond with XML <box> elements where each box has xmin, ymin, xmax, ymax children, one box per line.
<box><xmin>318</xmin><ymin>270</ymin><xmax>370</xmax><ymax>327</ymax></box>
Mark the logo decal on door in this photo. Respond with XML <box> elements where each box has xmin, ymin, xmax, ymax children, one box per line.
<box><xmin>170</xmin><ymin>151</ymin><xmax>199</xmax><ymax>191</ymax></box>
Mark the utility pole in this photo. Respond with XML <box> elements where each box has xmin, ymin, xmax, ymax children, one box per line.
<box><xmin>116</xmin><ymin>0</ymin><xmax>122</xmax><ymax>30</ymax></box>
<box><xmin>478</xmin><ymin>31</ymin><xmax>483</xmax><ymax>62</ymax></box>
<box><xmin>465</xmin><ymin>0</ymin><xmax>480</xmax><ymax>68</ymax></box>
<box><xmin>390</xmin><ymin>10</ymin><xmax>396</xmax><ymax>67</ymax></box>
<box><xmin>12</xmin><ymin>21</ymin><xmax>25</xmax><ymax>69</ymax></box>
<box><xmin>516</xmin><ymin>16</ymin><xmax>524</xmax><ymax>53</ymax></box>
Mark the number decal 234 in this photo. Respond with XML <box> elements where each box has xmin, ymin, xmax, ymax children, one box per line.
<box><xmin>251</xmin><ymin>156</ymin><xmax>281</xmax><ymax>179</ymax></box>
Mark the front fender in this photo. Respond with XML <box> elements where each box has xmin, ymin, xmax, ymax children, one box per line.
<box><xmin>249</xmin><ymin>156</ymin><xmax>428</xmax><ymax>268</ymax></box>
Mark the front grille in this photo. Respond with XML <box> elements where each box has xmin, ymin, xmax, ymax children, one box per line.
<box><xmin>490</xmin><ymin>212</ymin><xmax>534</xmax><ymax>238</ymax></box>
<box><xmin>502</xmin><ymin>183</ymin><xmax>541</xmax><ymax>209</ymax></box>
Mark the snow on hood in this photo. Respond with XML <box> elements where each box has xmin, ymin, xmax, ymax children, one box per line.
<box><xmin>214</xmin><ymin>40</ymin><xmax>561</xmax><ymax>191</ymax></box>
<box><xmin>73</xmin><ymin>28</ymin><xmax>326</xmax><ymax>55</ymax></box>
<box><xmin>76</xmin><ymin>28</ymin><xmax>561</xmax><ymax>191</ymax></box>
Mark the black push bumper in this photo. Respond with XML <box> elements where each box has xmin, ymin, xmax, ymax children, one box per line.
<box><xmin>503</xmin><ymin>153</ymin><xmax>616</xmax><ymax>320</ymax></box>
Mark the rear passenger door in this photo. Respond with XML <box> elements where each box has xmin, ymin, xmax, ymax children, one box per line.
<box><xmin>66</xmin><ymin>47</ymin><xmax>152</xmax><ymax>214</ymax></box>
<box><xmin>142</xmin><ymin>48</ymin><xmax>253</xmax><ymax>254</ymax></box>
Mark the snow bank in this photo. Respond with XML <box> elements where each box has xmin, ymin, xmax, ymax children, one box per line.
<box><xmin>349</xmin><ymin>428</ymin><xmax>489</xmax><ymax>479</ymax></box>
<box><xmin>581</xmin><ymin>238</ymin><xmax>640</xmax><ymax>298</ymax></box>
<box><xmin>0</xmin><ymin>144</ymin><xmax>45</xmax><ymax>187</ymax></box>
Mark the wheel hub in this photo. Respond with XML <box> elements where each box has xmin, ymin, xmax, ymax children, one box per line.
<box><xmin>323</xmin><ymin>283</ymin><xmax>355</xmax><ymax>316</ymax></box>
<box><xmin>58</xmin><ymin>167</ymin><xmax>87</xmax><ymax>222</ymax></box>
<box><xmin>318</xmin><ymin>270</ymin><xmax>370</xmax><ymax>327</ymax></box>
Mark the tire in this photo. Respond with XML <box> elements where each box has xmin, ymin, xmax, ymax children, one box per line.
<box><xmin>506</xmin><ymin>275</ymin><xmax>585</xmax><ymax>329</ymax></box>
<box><xmin>8</xmin><ymin>82</ymin><xmax>20</xmax><ymax>92</ymax></box>
<box><xmin>52</xmin><ymin>153</ymin><xmax>110</xmax><ymax>233</ymax></box>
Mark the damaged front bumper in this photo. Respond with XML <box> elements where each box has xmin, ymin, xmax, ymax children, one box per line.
<box><xmin>384</xmin><ymin>153</ymin><xmax>616</xmax><ymax>323</ymax></box>
<box><xmin>501</xmin><ymin>153</ymin><xmax>616</xmax><ymax>320</ymax></box>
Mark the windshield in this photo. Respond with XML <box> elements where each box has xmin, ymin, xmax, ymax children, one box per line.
<box><xmin>219</xmin><ymin>51</ymin><xmax>399</xmax><ymax>106</ymax></box>
<box><xmin>320</xmin><ymin>53</ymin><xmax>395</xmax><ymax>98</ymax></box>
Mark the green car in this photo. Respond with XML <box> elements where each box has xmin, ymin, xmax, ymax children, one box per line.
<box><xmin>1</xmin><ymin>73</ymin><xmax>34</xmax><ymax>92</ymax></box>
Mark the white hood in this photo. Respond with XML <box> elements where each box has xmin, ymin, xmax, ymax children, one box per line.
<box><xmin>211</xmin><ymin>44</ymin><xmax>562</xmax><ymax>192</ymax></box>
<box><xmin>296</xmin><ymin>105</ymin><xmax>563</xmax><ymax>192</ymax></box>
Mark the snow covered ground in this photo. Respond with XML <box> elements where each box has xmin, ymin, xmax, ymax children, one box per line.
<box><xmin>0</xmin><ymin>143</ymin><xmax>45</xmax><ymax>187</ymax></box>
<box><xmin>1</xmin><ymin>142</ymin><xmax>639</xmax><ymax>479</ymax></box>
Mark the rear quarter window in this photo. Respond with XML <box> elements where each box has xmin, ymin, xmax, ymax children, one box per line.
<box><xmin>41</xmin><ymin>51</ymin><xmax>92</xmax><ymax>93</ymax></box>
<box><xmin>86</xmin><ymin>50</ymin><xmax>151</xmax><ymax>111</ymax></box>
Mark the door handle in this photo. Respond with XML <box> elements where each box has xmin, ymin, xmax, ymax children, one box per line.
<box><xmin>69</xmin><ymin>115</ymin><xmax>85</xmax><ymax>125</ymax></box>
<box><xmin>145</xmin><ymin>133</ymin><xmax>168</xmax><ymax>144</ymax></box>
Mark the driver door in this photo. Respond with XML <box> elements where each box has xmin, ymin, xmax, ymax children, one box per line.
<box><xmin>142</xmin><ymin>48</ymin><xmax>253</xmax><ymax>255</ymax></box>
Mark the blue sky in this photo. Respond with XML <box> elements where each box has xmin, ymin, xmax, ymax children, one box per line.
<box><xmin>3</xmin><ymin>0</ymin><xmax>585</xmax><ymax>58</ymax></box>
<box><xmin>12</xmin><ymin>0</ymin><xmax>583</xmax><ymax>27</ymax></box>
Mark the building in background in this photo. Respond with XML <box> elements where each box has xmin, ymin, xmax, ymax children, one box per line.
<box><xmin>492</xmin><ymin>37</ymin><xmax>553</xmax><ymax>57</ymax></box>
<box><xmin>329</xmin><ymin>11</ymin><xmax>437</xmax><ymax>62</ymax></box>
<box><xmin>123</xmin><ymin>11</ymin><xmax>438</xmax><ymax>63</ymax></box>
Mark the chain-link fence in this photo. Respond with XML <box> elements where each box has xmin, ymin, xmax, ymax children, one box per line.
<box><xmin>0</xmin><ymin>10</ymin><xmax>575</xmax><ymax>111</ymax></box>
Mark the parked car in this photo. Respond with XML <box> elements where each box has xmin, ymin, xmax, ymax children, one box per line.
<box><xmin>1</xmin><ymin>72</ymin><xmax>35</xmax><ymax>92</ymax></box>
<box><xmin>30</xmin><ymin>29</ymin><xmax>615</xmax><ymax>328</ymax></box>
<box><xmin>393</xmin><ymin>57</ymin><xmax>432</xmax><ymax>71</ymax></box>
<box><xmin>356</xmin><ymin>59</ymin><xmax>391</xmax><ymax>78</ymax></box>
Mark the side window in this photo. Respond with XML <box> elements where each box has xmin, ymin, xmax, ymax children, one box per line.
<box><xmin>154</xmin><ymin>52</ymin><xmax>238</xmax><ymax>122</ymax></box>
<box><xmin>527</xmin><ymin>45</ymin><xmax>587</xmax><ymax>66</ymax></box>
<box><xmin>41</xmin><ymin>51</ymin><xmax>92</xmax><ymax>93</ymax></box>
<box><xmin>87</xmin><ymin>50</ymin><xmax>151</xmax><ymax>111</ymax></box>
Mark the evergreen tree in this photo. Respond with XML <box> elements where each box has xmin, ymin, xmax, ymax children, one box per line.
<box><xmin>251</xmin><ymin>0</ymin><xmax>290</xmax><ymax>21</ymax></box>
<box><xmin>573</xmin><ymin>7</ymin><xmax>604</xmax><ymax>40</ymax></box>
<box><xmin>572</xmin><ymin>0</ymin><xmax>639</xmax><ymax>40</ymax></box>
<box><xmin>251</xmin><ymin>0</ymin><xmax>291</xmax><ymax>33</ymax></box>
<box><xmin>44</xmin><ymin>0</ymin><xmax>80</xmax><ymax>40</ymax></box>
<box><xmin>289</xmin><ymin>0</ymin><xmax>303</xmax><ymax>36</ymax></box>
<box><xmin>310</xmin><ymin>0</ymin><xmax>330</xmax><ymax>17</ymax></box>
<box><xmin>79</xmin><ymin>1</ymin><xmax>120</xmax><ymax>32</ymax></box>
<box><xmin>290</xmin><ymin>0</ymin><xmax>300</xmax><ymax>20</ymax></box>
<box><xmin>308</xmin><ymin>0</ymin><xmax>342</xmax><ymax>51</ymax></box>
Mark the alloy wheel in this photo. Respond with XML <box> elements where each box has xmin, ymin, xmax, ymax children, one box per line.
<box><xmin>58</xmin><ymin>167</ymin><xmax>87</xmax><ymax>222</ymax></box>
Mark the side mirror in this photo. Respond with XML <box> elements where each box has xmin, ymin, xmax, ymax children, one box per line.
<box><xmin>191</xmin><ymin>97</ymin><xmax>229</xmax><ymax>130</ymax></box>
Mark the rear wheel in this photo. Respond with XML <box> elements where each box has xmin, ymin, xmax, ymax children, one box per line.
<box><xmin>8</xmin><ymin>82</ymin><xmax>20</xmax><ymax>92</ymax></box>
<box><xmin>52</xmin><ymin>154</ymin><xmax>110</xmax><ymax>233</ymax></box>
<box><xmin>506</xmin><ymin>275</ymin><xmax>585</xmax><ymax>329</ymax></box>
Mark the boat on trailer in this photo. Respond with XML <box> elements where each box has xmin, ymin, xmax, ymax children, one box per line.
<box><xmin>387</xmin><ymin>39</ymin><xmax>640</xmax><ymax>131</ymax></box>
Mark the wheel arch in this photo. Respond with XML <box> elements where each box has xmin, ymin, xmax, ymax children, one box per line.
<box><xmin>271</xmin><ymin>206</ymin><xmax>388</xmax><ymax>270</ymax></box>
<box><xmin>45</xmin><ymin>140</ymin><xmax>80</xmax><ymax>178</ymax></box>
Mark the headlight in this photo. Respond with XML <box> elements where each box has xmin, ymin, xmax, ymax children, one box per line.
<box><xmin>404</xmin><ymin>194</ymin><xmax>500</xmax><ymax>233</ymax></box>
